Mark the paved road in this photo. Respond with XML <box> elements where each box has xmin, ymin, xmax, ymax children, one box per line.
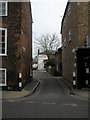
<box><xmin>2</xmin><ymin>71</ymin><xmax>88</xmax><ymax>118</ymax></box>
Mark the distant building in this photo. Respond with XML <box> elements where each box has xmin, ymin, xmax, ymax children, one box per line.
<box><xmin>38</xmin><ymin>50</ymin><xmax>48</xmax><ymax>71</ymax></box>
<box><xmin>61</xmin><ymin>2</ymin><xmax>90</xmax><ymax>88</ymax></box>
<box><xmin>33</xmin><ymin>56</ymin><xmax>38</xmax><ymax>70</ymax></box>
<box><xmin>0</xmin><ymin>1</ymin><xmax>33</xmax><ymax>90</ymax></box>
<box><xmin>38</xmin><ymin>49</ymin><xmax>56</xmax><ymax>71</ymax></box>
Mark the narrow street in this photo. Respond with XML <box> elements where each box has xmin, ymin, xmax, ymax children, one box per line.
<box><xmin>2</xmin><ymin>71</ymin><xmax>88</xmax><ymax>118</ymax></box>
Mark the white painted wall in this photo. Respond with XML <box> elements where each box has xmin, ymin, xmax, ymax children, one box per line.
<box><xmin>38</xmin><ymin>54</ymin><xmax>48</xmax><ymax>70</ymax></box>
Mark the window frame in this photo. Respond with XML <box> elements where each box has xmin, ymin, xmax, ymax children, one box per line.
<box><xmin>0</xmin><ymin>28</ymin><xmax>7</xmax><ymax>56</ymax></box>
<box><xmin>0</xmin><ymin>68</ymin><xmax>7</xmax><ymax>86</ymax></box>
<box><xmin>0</xmin><ymin>1</ymin><xmax>8</xmax><ymax>16</ymax></box>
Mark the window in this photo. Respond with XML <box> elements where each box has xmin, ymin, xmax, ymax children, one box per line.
<box><xmin>64</xmin><ymin>38</ymin><xmax>66</xmax><ymax>47</ymax></box>
<box><xmin>0</xmin><ymin>1</ymin><xmax>7</xmax><ymax>16</ymax></box>
<box><xmin>68</xmin><ymin>4</ymin><xmax>71</xmax><ymax>16</ymax></box>
<box><xmin>0</xmin><ymin>68</ymin><xmax>7</xmax><ymax>86</ymax></box>
<box><xmin>0</xmin><ymin>28</ymin><xmax>7</xmax><ymax>56</ymax></box>
<box><xmin>69</xmin><ymin>29</ymin><xmax>71</xmax><ymax>42</ymax></box>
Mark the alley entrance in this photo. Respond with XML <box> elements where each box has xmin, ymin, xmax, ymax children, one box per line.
<box><xmin>2</xmin><ymin>71</ymin><xmax>88</xmax><ymax>118</ymax></box>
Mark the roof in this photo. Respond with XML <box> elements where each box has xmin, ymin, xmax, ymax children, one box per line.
<box><xmin>39</xmin><ymin>50</ymin><xmax>57</xmax><ymax>55</ymax></box>
<box><xmin>55</xmin><ymin>47</ymin><xmax>62</xmax><ymax>55</ymax></box>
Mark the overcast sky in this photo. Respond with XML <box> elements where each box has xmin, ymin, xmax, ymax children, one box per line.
<box><xmin>30</xmin><ymin>0</ymin><xmax>68</xmax><ymax>57</ymax></box>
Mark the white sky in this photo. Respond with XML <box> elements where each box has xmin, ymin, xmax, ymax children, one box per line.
<box><xmin>30</xmin><ymin>0</ymin><xmax>68</xmax><ymax>57</ymax></box>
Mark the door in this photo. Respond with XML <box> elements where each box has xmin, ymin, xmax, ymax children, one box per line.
<box><xmin>84</xmin><ymin>57</ymin><xmax>90</xmax><ymax>87</ymax></box>
<box><xmin>76</xmin><ymin>48</ymin><xmax>90</xmax><ymax>88</ymax></box>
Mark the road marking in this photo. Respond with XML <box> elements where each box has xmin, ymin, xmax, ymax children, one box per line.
<box><xmin>62</xmin><ymin>103</ymin><xmax>88</xmax><ymax>107</ymax></box>
<box><xmin>8</xmin><ymin>100</ymin><xmax>15</xmax><ymax>102</ymax></box>
<box><xmin>5</xmin><ymin>99</ymin><xmax>88</xmax><ymax>108</ymax></box>
<box><xmin>14</xmin><ymin>100</ymin><xmax>20</xmax><ymax>103</ymax></box>
<box><xmin>7</xmin><ymin>100</ymin><xmax>20</xmax><ymax>103</ymax></box>
<box><xmin>25</xmin><ymin>101</ymin><xmax>36</xmax><ymax>104</ymax></box>
<box><xmin>42</xmin><ymin>102</ymin><xmax>56</xmax><ymax>105</ymax></box>
<box><xmin>62</xmin><ymin>103</ymin><xmax>78</xmax><ymax>107</ymax></box>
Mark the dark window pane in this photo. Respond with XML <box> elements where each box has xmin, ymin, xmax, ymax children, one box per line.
<box><xmin>0</xmin><ymin>70</ymin><xmax>5</xmax><ymax>84</ymax></box>
<box><xmin>2</xmin><ymin>30</ymin><xmax>5</xmax><ymax>36</ymax></box>
<box><xmin>2</xmin><ymin>2</ymin><xmax>5</xmax><ymax>9</ymax></box>
<box><xmin>0</xmin><ymin>29</ymin><xmax>6</xmax><ymax>54</ymax></box>
<box><xmin>2</xmin><ymin>79</ymin><xmax>5</xmax><ymax>83</ymax></box>
<box><xmin>2</xmin><ymin>48</ymin><xmax>5</xmax><ymax>53</ymax></box>
<box><xmin>2</xmin><ymin>9</ymin><xmax>5</xmax><ymax>15</ymax></box>
<box><xmin>2</xmin><ymin>37</ymin><xmax>5</xmax><ymax>42</ymax></box>
<box><xmin>0</xmin><ymin>2</ymin><xmax>7</xmax><ymax>16</ymax></box>
<box><xmin>2</xmin><ymin>70</ymin><xmax>5</xmax><ymax>75</ymax></box>
<box><xmin>2</xmin><ymin>43</ymin><xmax>5</xmax><ymax>48</ymax></box>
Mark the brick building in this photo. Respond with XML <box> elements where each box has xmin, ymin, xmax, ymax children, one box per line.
<box><xmin>61</xmin><ymin>2</ymin><xmax>90</xmax><ymax>88</ymax></box>
<box><xmin>0</xmin><ymin>1</ymin><xmax>33</xmax><ymax>90</ymax></box>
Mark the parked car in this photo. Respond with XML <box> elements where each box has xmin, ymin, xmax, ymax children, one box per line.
<box><xmin>32</xmin><ymin>64</ymin><xmax>38</xmax><ymax>70</ymax></box>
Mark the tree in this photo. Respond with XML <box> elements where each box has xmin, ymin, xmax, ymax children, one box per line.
<box><xmin>34</xmin><ymin>33</ymin><xmax>60</xmax><ymax>59</ymax></box>
<box><xmin>44</xmin><ymin>58</ymin><xmax>56</xmax><ymax>68</ymax></box>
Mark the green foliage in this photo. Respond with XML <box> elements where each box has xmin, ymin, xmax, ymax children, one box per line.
<box><xmin>44</xmin><ymin>58</ymin><xmax>56</xmax><ymax>68</ymax></box>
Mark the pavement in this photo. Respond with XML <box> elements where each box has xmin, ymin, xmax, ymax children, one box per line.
<box><xmin>53</xmin><ymin>76</ymin><xmax>89</xmax><ymax>99</ymax></box>
<box><xmin>61</xmin><ymin>77</ymin><xmax>89</xmax><ymax>99</ymax></box>
<box><xmin>0</xmin><ymin>79</ymin><xmax>40</xmax><ymax>100</ymax></box>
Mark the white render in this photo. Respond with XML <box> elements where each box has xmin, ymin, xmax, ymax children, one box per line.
<box><xmin>38</xmin><ymin>54</ymin><xmax>48</xmax><ymax>70</ymax></box>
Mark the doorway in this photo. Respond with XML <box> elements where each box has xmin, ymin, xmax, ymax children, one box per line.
<box><xmin>76</xmin><ymin>48</ymin><xmax>90</xmax><ymax>88</ymax></box>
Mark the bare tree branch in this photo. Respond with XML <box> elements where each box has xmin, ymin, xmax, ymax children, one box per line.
<box><xmin>34</xmin><ymin>33</ymin><xmax>60</xmax><ymax>58</ymax></box>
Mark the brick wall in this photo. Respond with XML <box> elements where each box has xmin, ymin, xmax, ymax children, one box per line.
<box><xmin>1</xmin><ymin>2</ymin><xmax>22</xmax><ymax>88</ymax></box>
<box><xmin>78</xmin><ymin>2</ymin><xmax>88</xmax><ymax>46</ymax></box>
<box><xmin>20</xmin><ymin>2</ymin><xmax>32</xmax><ymax>86</ymax></box>
<box><xmin>0</xmin><ymin>2</ymin><xmax>32</xmax><ymax>89</ymax></box>
<box><xmin>61</xmin><ymin>2</ymin><xmax>88</xmax><ymax>83</ymax></box>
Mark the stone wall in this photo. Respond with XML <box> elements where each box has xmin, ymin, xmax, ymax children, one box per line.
<box><xmin>61</xmin><ymin>2</ymin><xmax>88</xmax><ymax>83</ymax></box>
